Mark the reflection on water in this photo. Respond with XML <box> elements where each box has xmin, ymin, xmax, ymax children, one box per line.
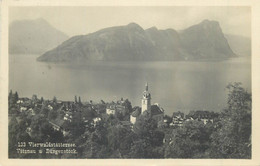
<box><xmin>9</xmin><ymin>54</ymin><xmax>251</xmax><ymax>115</ymax></box>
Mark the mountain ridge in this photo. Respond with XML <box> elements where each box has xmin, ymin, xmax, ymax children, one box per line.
<box><xmin>37</xmin><ymin>20</ymin><xmax>238</xmax><ymax>62</ymax></box>
<box><xmin>9</xmin><ymin>18</ymin><xmax>69</xmax><ymax>54</ymax></box>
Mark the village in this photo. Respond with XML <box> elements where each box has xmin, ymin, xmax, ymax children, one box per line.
<box><xmin>8</xmin><ymin>82</ymin><xmax>251</xmax><ymax>159</ymax></box>
<box><xmin>8</xmin><ymin>83</ymin><xmax>219</xmax><ymax>139</ymax></box>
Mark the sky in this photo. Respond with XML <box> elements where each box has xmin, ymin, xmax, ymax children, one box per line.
<box><xmin>9</xmin><ymin>6</ymin><xmax>251</xmax><ymax>37</ymax></box>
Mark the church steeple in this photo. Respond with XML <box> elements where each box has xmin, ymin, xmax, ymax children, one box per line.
<box><xmin>142</xmin><ymin>83</ymin><xmax>151</xmax><ymax>113</ymax></box>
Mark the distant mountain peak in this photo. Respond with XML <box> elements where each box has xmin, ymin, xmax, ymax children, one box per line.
<box><xmin>37</xmin><ymin>20</ymin><xmax>236</xmax><ymax>62</ymax></box>
<box><xmin>183</xmin><ymin>19</ymin><xmax>222</xmax><ymax>34</ymax></box>
<box><xmin>9</xmin><ymin>18</ymin><xmax>68</xmax><ymax>54</ymax></box>
<box><xmin>34</xmin><ymin>18</ymin><xmax>48</xmax><ymax>23</ymax></box>
<box><xmin>146</xmin><ymin>26</ymin><xmax>158</xmax><ymax>31</ymax></box>
<box><xmin>199</xmin><ymin>19</ymin><xmax>220</xmax><ymax>29</ymax></box>
<box><xmin>126</xmin><ymin>22</ymin><xmax>144</xmax><ymax>32</ymax></box>
<box><xmin>180</xmin><ymin>19</ymin><xmax>235</xmax><ymax>59</ymax></box>
<box><xmin>127</xmin><ymin>22</ymin><xmax>141</xmax><ymax>27</ymax></box>
<box><xmin>201</xmin><ymin>19</ymin><xmax>219</xmax><ymax>24</ymax></box>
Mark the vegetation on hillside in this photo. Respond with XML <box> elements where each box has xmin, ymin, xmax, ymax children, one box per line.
<box><xmin>8</xmin><ymin>83</ymin><xmax>251</xmax><ymax>158</ymax></box>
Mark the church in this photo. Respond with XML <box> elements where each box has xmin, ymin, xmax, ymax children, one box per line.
<box><xmin>130</xmin><ymin>83</ymin><xmax>164</xmax><ymax>124</ymax></box>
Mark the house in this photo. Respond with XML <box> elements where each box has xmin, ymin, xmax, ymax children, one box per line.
<box><xmin>106</xmin><ymin>101</ymin><xmax>129</xmax><ymax>121</ymax></box>
<box><xmin>17</xmin><ymin>97</ymin><xmax>30</xmax><ymax>104</ymax></box>
<box><xmin>62</xmin><ymin>129</ymin><xmax>70</xmax><ymax>137</ymax></box>
<box><xmin>172</xmin><ymin>111</ymin><xmax>184</xmax><ymax>119</ymax></box>
<box><xmin>130</xmin><ymin>107</ymin><xmax>141</xmax><ymax>124</ymax></box>
<box><xmin>49</xmin><ymin>120</ymin><xmax>71</xmax><ymax>136</ymax></box>
<box><xmin>26</xmin><ymin>127</ymin><xmax>32</xmax><ymax>137</ymax></box>
<box><xmin>151</xmin><ymin>104</ymin><xmax>164</xmax><ymax>122</ymax></box>
<box><xmin>28</xmin><ymin>108</ymin><xmax>36</xmax><ymax>116</ymax></box>
<box><xmin>19</xmin><ymin>107</ymin><xmax>27</xmax><ymax>112</ymax></box>
<box><xmin>106</xmin><ymin>105</ymin><xmax>116</xmax><ymax>115</ymax></box>
<box><xmin>171</xmin><ymin>111</ymin><xmax>185</xmax><ymax>127</ymax></box>
<box><xmin>48</xmin><ymin>105</ymin><xmax>53</xmax><ymax>110</ymax></box>
<box><xmin>17</xmin><ymin>100</ymin><xmax>24</xmax><ymax>104</ymax></box>
<box><xmin>49</xmin><ymin>121</ymin><xmax>62</xmax><ymax>131</ymax></box>
<box><xmin>93</xmin><ymin>117</ymin><xmax>101</xmax><ymax>126</ymax></box>
<box><xmin>186</xmin><ymin>110</ymin><xmax>217</xmax><ymax>124</ymax></box>
<box><xmin>201</xmin><ymin>118</ymin><xmax>213</xmax><ymax>124</ymax></box>
<box><xmin>64</xmin><ymin>112</ymin><xmax>73</xmax><ymax>122</ymax></box>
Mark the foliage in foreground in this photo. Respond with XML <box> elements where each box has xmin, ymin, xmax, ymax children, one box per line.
<box><xmin>8</xmin><ymin>83</ymin><xmax>251</xmax><ymax>158</ymax></box>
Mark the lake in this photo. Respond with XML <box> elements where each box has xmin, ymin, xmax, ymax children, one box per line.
<box><xmin>9</xmin><ymin>54</ymin><xmax>251</xmax><ymax>115</ymax></box>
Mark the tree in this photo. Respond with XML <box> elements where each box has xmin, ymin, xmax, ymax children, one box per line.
<box><xmin>210</xmin><ymin>82</ymin><xmax>251</xmax><ymax>158</ymax></box>
<box><xmin>133</xmin><ymin>113</ymin><xmax>157</xmax><ymax>138</ymax></box>
<box><xmin>40</xmin><ymin>97</ymin><xmax>44</xmax><ymax>103</ymax></box>
<box><xmin>164</xmin><ymin>120</ymin><xmax>211</xmax><ymax>158</ymax></box>
<box><xmin>78</xmin><ymin>120</ymin><xmax>109</xmax><ymax>158</ymax></box>
<box><xmin>48</xmin><ymin>110</ymin><xmax>58</xmax><ymax>120</ymax></box>
<box><xmin>64</xmin><ymin>112</ymin><xmax>86</xmax><ymax>141</ymax></box>
<box><xmin>32</xmin><ymin>94</ymin><xmax>38</xmax><ymax>101</ymax></box>
<box><xmin>225</xmin><ymin>82</ymin><xmax>251</xmax><ymax>113</ymax></box>
<box><xmin>123</xmin><ymin>99</ymin><xmax>132</xmax><ymax>114</ymax></box>
<box><xmin>79</xmin><ymin>96</ymin><xmax>82</xmax><ymax>104</ymax></box>
<box><xmin>9</xmin><ymin>91</ymin><xmax>18</xmax><ymax>106</ymax></box>
<box><xmin>30</xmin><ymin>115</ymin><xmax>52</xmax><ymax>142</ymax></box>
<box><xmin>9</xmin><ymin>116</ymin><xmax>20</xmax><ymax>158</ymax></box>
<box><xmin>107</xmin><ymin>123</ymin><xmax>134</xmax><ymax>158</ymax></box>
<box><xmin>81</xmin><ymin>131</ymin><xmax>108</xmax><ymax>158</ymax></box>
<box><xmin>29</xmin><ymin>114</ymin><xmax>64</xmax><ymax>143</ymax></box>
<box><xmin>14</xmin><ymin>91</ymin><xmax>19</xmax><ymax>102</ymax></box>
<box><xmin>9</xmin><ymin>116</ymin><xmax>32</xmax><ymax>158</ymax></box>
<box><xmin>75</xmin><ymin>96</ymin><xmax>78</xmax><ymax>103</ymax></box>
<box><xmin>8</xmin><ymin>90</ymin><xmax>13</xmax><ymax>100</ymax></box>
<box><xmin>53</xmin><ymin>96</ymin><xmax>57</xmax><ymax>103</ymax></box>
<box><xmin>162</xmin><ymin>115</ymin><xmax>172</xmax><ymax>127</ymax></box>
<box><xmin>40</xmin><ymin>107</ymin><xmax>49</xmax><ymax>117</ymax></box>
<box><xmin>130</xmin><ymin>113</ymin><xmax>164</xmax><ymax>158</ymax></box>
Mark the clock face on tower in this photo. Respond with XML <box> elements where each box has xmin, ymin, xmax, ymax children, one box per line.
<box><xmin>143</xmin><ymin>92</ymin><xmax>150</xmax><ymax>98</ymax></box>
<box><xmin>143</xmin><ymin>84</ymin><xmax>151</xmax><ymax>99</ymax></box>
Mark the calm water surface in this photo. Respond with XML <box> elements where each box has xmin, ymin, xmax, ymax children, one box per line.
<box><xmin>9</xmin><ymin>54</ymin><xmax>251</xmax><ymax>115</ymax></box>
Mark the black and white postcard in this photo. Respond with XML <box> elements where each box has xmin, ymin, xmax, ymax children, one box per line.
<box><xmin>1</xmin><ymin>0</ymin><xmax>260</xmax><ymax>165</ymax></box>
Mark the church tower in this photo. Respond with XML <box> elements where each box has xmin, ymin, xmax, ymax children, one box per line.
<box><xmin>141</xmin><ymin>82</ymin><xmax>151</xmax><ymax>113</ymax></box>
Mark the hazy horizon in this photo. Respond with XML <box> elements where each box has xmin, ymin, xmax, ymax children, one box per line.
<box><xmin>9</xmin><ymin>6</ymin><xmax>251</xmax><ymax>38</ymax></box>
